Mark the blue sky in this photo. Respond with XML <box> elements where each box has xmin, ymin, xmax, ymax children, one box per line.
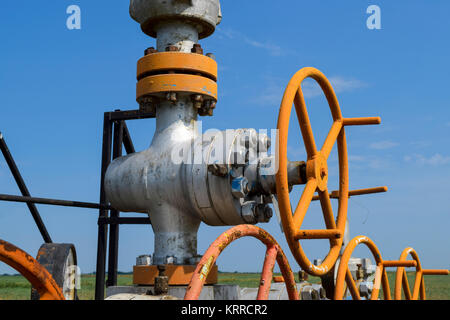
<box><xmin>0</xmin><ymin>1</ymin><xmax>449</xmax><ymax>276</ymax></box>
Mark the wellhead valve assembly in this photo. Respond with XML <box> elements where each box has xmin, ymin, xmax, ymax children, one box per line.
<box><xmin>1</xmin><ymin>0</ymin><xmax>448</xmax><ymax>302</ymax></box>
<box><xmin>105</xmin><ymin>0</ymin><xmax>305</xmax><ymax>279</ymax></box>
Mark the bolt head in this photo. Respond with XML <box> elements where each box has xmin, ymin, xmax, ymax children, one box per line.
<box><xmin>258</xmin><ymin>134</ymin><xmax>271</xmax><ymax>152</ymax></box>
<box><xmin>232</xmin><ymin>150</ymin><xmax>247</xmax><ymax>166</ymax></box>
<box><xmin>191</xmin><ymin>43</ymin><xmax>204</xmax><ymax>54</ymax></box>
<box><xmin>208</xmin><ymin>164</ymin><xmax>228</xmax><ymax>177</ymax></box>
<box><xmin>165</xmin><ymin>256</ymin><xmax>177</xmax><ymax>264</ymax></box>
<box><xmin>241</xmin><ymin>202</ymin><xmax>257</xmax><ymax>223</ymax></box>
<box><xmin>298</xmin><ymin>270</ymin><xmax>309</xmax><ymax>282</ymax></box>
<box><xmin>231</xmin><ymin>177</ymin><xmax>249</xmax><ymax>199</ymax></box>
<box><xmin>145</xmin><ymin>47</ymin><xmax>157</xmax><ymax>55</ymax></box>
<box><xmin>206</xmin><ymin>53</ymin><xmax>216</xmax><ymax>60</ymax></box>
<box><xmin>264</xmin><ymin>206</ymin><xmax>273</xmax><ymax>220</ymax></box>
<box><xmin>255</xmin><ymin>204</ymin><xmax>273</xmax><ymax>223</ymax></box>
<box><xmin>166</xmin><ymin>92</ymin><xmax>177</xmax><ymax>102</ymax></box>
<box><xmin>166</xmin><ymin>45</ymin><xmax>179</xmax><ymax>52</ymax></box>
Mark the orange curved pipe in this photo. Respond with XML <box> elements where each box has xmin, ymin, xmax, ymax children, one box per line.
<box><xmin>334</xmin><ymin>236</ymin><xmax>391</xmax><ymax>300</ymax></box>
<box><xmin>0</xmin><ymin>239</ymin><xmax>64</xmax><ymax>300</ymax></box>
<box><xmin>184</xmin><ymin>225</ymin><xmax>299</xmax><ymax>300</ymax></box>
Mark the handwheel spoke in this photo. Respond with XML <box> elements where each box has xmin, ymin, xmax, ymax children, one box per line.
<box><xmin>294</xmin><ymin>89</ymin><xmax>318</xmax><ymax>158</ymax></box>
<box><xmin>412</xmin><ymin>271</ymin><xmax>423</xmax><ymax>300</ymax></box>
<box><xmin>402</xmin><ymin>269</ymin><xmax>412</xmax><ymax>300</ymax></box>
<box><xmin>345</xmin><ymin>268</ymin><xmax>361</xmax><ymax>300</ymax></box>
<box><xmin>293</xmin><ymin>179</ymin><xmax>317</xmax><ymax>230</ymax></box>
<box><xmin>321</xmin><ymin>120</ymin><xmax>343</xmax><ymax>159</ymax></box>
<box><xmin>318</xmin><ymin>189</ymin><xmax>337</xmax><ymax>230</ymax></box>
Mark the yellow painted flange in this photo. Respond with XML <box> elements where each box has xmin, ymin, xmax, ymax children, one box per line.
<box><xmin>137</xmin><ymin>52</ymin><xmax>218</xmax><ymax>81</ymax></box>
<box><xmin>137</xmin><ymin>73</ymin><xmax>218</xmax><ymax>101</ymax></box>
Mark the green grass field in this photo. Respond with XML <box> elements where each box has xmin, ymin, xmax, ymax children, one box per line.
<box><xmin>0</xmin><ymin>272</ymin><xmax>448</xmax><ymax>300</ymax></box>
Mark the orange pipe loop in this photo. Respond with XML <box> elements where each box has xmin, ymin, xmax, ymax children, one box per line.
<box><xmin>0</xmin><ymin>239</ymin><xmax>64</xmax><ymax>300</ymax></box>
<box><xmin>184</xmin><ymin>225</ymin><xmax>299</xmax><ymax>300</ymax></box>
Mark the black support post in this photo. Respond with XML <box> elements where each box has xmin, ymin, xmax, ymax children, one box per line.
<box><xmin>94</xmin><ymin>109</ymin><xmax>153</xmax><ymax>300</ymax></box>
<box><xmin>106</xmin><ymin>119</ymin><xmax>124</xmax><ymax>287</ymax></box>
<box><xmin>94</xmin><ymin>114</ymin><xmax>113</xmax><ymax>300</ymax></box>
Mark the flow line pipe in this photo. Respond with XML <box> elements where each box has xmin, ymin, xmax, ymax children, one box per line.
<box><xmin>0</xmin><ymin>194</ymin><xmax>111</xmax><ymax>210</ymax></box>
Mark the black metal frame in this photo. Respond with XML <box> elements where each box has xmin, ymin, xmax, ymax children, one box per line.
<box><xmin>0</xmin><ymin>108</ymin><xmax>155</xmax><ymax>300</ymax></box>
<box><xmin>94</xmin><ymin>109</ymin><xmax>154</xmax><ymax>300</ymax></box>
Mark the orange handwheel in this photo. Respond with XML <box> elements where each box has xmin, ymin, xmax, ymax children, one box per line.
<box><xmin>334</xmin><ymin>236</ymin><xmax>391</xmax><ymax>300</ymax></box>
<box><xmin>394</xmin><ymin>248</ymin><xmax>449</xmax><ymax>300</ymax></box>
<box><xmin>276</xmin><ymin>67</ymin><xmax>381</xmax><ymax>276</ymax></box>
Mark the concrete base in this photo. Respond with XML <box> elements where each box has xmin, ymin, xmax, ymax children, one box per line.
<box><xmin>106</xmin><ymin>283</ymin><xmax>304</xmax><ymax>300</ymax></box>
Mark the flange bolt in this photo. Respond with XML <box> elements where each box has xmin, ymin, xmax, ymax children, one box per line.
<box><xmin>191</xmin><ymin>44</ymin><xmax>204</xmax><ymax>54</ymax></box>
<box><xmin>144</xmin><ymin>47</ymin><xmax>157</xmax><ymax>55</ymax></box>
<box><xmin>154</xmin><ymin>265</ymin><xmax>169</xmax><ymax>295</ymax></box>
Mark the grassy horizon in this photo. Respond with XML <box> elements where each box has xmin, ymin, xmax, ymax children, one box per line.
<box><xmin>0</xmin><ymin>272</ymin><xmax>448</xmax><ymax>300</ymax></box>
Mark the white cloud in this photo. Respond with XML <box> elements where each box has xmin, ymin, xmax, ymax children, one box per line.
<box><xmin>243</xmin><ymin>38</ymin><xmax>283</xmax><ymax>57</ymax></box>
<box><xmin>252</xmin><ymin>83</ymin><xmax>284</xmax><ymax>106</ymax></box>
<box><xmin>404</xmin><ymin>153</ymin><xmax>450</xmax><ymax>166</ymax></box>
<box><xmin>409</xmin><ymin>140</ymin><xmax>431</xmax><ymax>148</ymax></box>
<box><xmin>253</xmin><ymin>75</ymin><xmax>366</xmax><ymax>107</ymax></box>
<box><xmin>216</xmin><ymin>27</ymin><xmax>286</xmax><ymax>57</ymax></box>
<box><xmin>348</xmin><ymin>155</ymin><xmax>386</xmax><ymax>169</ymax></box>
<box><xmin>369</xmin><ymin>140</ymin><xmax>399</xmax><ymax>150</ymax></box>
<box><xmin>349</xmin><ymin>155</ymin><xmax>366</xmax><ymax>162</ymax></box>
<box><xmin>301</xmin><ymin>77</ymin><xmax>367</xmax><ymax>98</ymax></box>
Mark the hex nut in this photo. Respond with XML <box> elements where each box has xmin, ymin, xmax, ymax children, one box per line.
<box><xmin>258</xmin><ymin>134</ymin><xmax>271</xmax><ymax>152</ymax></box>
<box><xmin>206</xmin><ymin>53</ymin><xmax>216</xmax><ymax>60</ymax></box>
<box><xmin>136</xmin><ymin>255</ymin><xmax>152</xmax><ymax>266</ymax></box>
<box><xmin>165</xmin><ymin>256</ymin><xmax>177</xmax><ymax>265</ymax></box>
<box><xmin>232</xmin><ymin>149</ymin><xmax>247</xmax><ymax>166</ymax></box>
<box><xmin>191</xmin><ymin>43</ymin><xmax>204</xmax><ymax>54</ymax></box>
<box><xmin>241</xmin><ymin>202</ymin><xmax>256</xmax><ymax>224</ymax></box>
<box><xmin>139</xmin><ymin>96</ymin><xmax>157</xmax><ymax>114</ymax></box>
<box><xmin>359</xmin><ymin>281</ymin><xmax>373</xmax><ymax>298</ymax></box>
<box><xmin>144</xmin><ymin>47</ymin><xmax>157</xmax><ymax>55</ymax></box>
<box><xmin>208</xmin><ymin>163</ymin><xmax>228</xmax><ymax>177</ymax></box>
<box><xmin>301</xmin><ymin>285</ymin><xmax>320</xmax><ymax>300</ymax></box>
<box><xmin>298</xmin><ymin>270</ymin><xmax>309</xmax><ymax>282</ymax></box>
<box><xmin>255</xmin><ymin>204</ymin><xmax>273</xmax><ymax>223</ymax></box>
<box><xmin>166</xmin><ymin>45</ymin><xmax>179</xmax><ymax>52</ymax></box>
<box><xmin>231</xmin><ymin>177</ymin><xmax>249</xmax><ymax>199</ymax></box>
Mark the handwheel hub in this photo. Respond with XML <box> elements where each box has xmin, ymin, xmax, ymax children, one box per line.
<box><xmin>307</xmin><ymin>152</ymin><xmax>328</xmax><ymax>192</ymax></box>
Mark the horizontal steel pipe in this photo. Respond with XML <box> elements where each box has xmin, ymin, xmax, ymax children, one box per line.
<box><xmin>0</xmin><ymin>194</ymin><xmax>111</xmax><ymax>210</ymax></box>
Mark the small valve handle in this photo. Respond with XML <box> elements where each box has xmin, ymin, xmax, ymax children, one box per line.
<box><xmin>312</xmin><ymin>186</ymin><xmax>388</xmax><ymax>201</ymax></box>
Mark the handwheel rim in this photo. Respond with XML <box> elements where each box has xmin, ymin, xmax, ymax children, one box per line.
<box><xmin>0</xmin><ymin>239</ymin><xmax>65</xmax><ymax>300</ymax></box>
<box><xmin>394</xmin><ymin>248</ymin><xmax>425</xmax><ymax>300</ymax></box>
<box><xmin>334</xmin><ymin>236</ymin><xmax>391</xmax><ymax>300</ymax></box>
<box><xmin>276</xmin><ymin>67</ymin><xmax>349</xmax><ymax>276</ymax></box>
